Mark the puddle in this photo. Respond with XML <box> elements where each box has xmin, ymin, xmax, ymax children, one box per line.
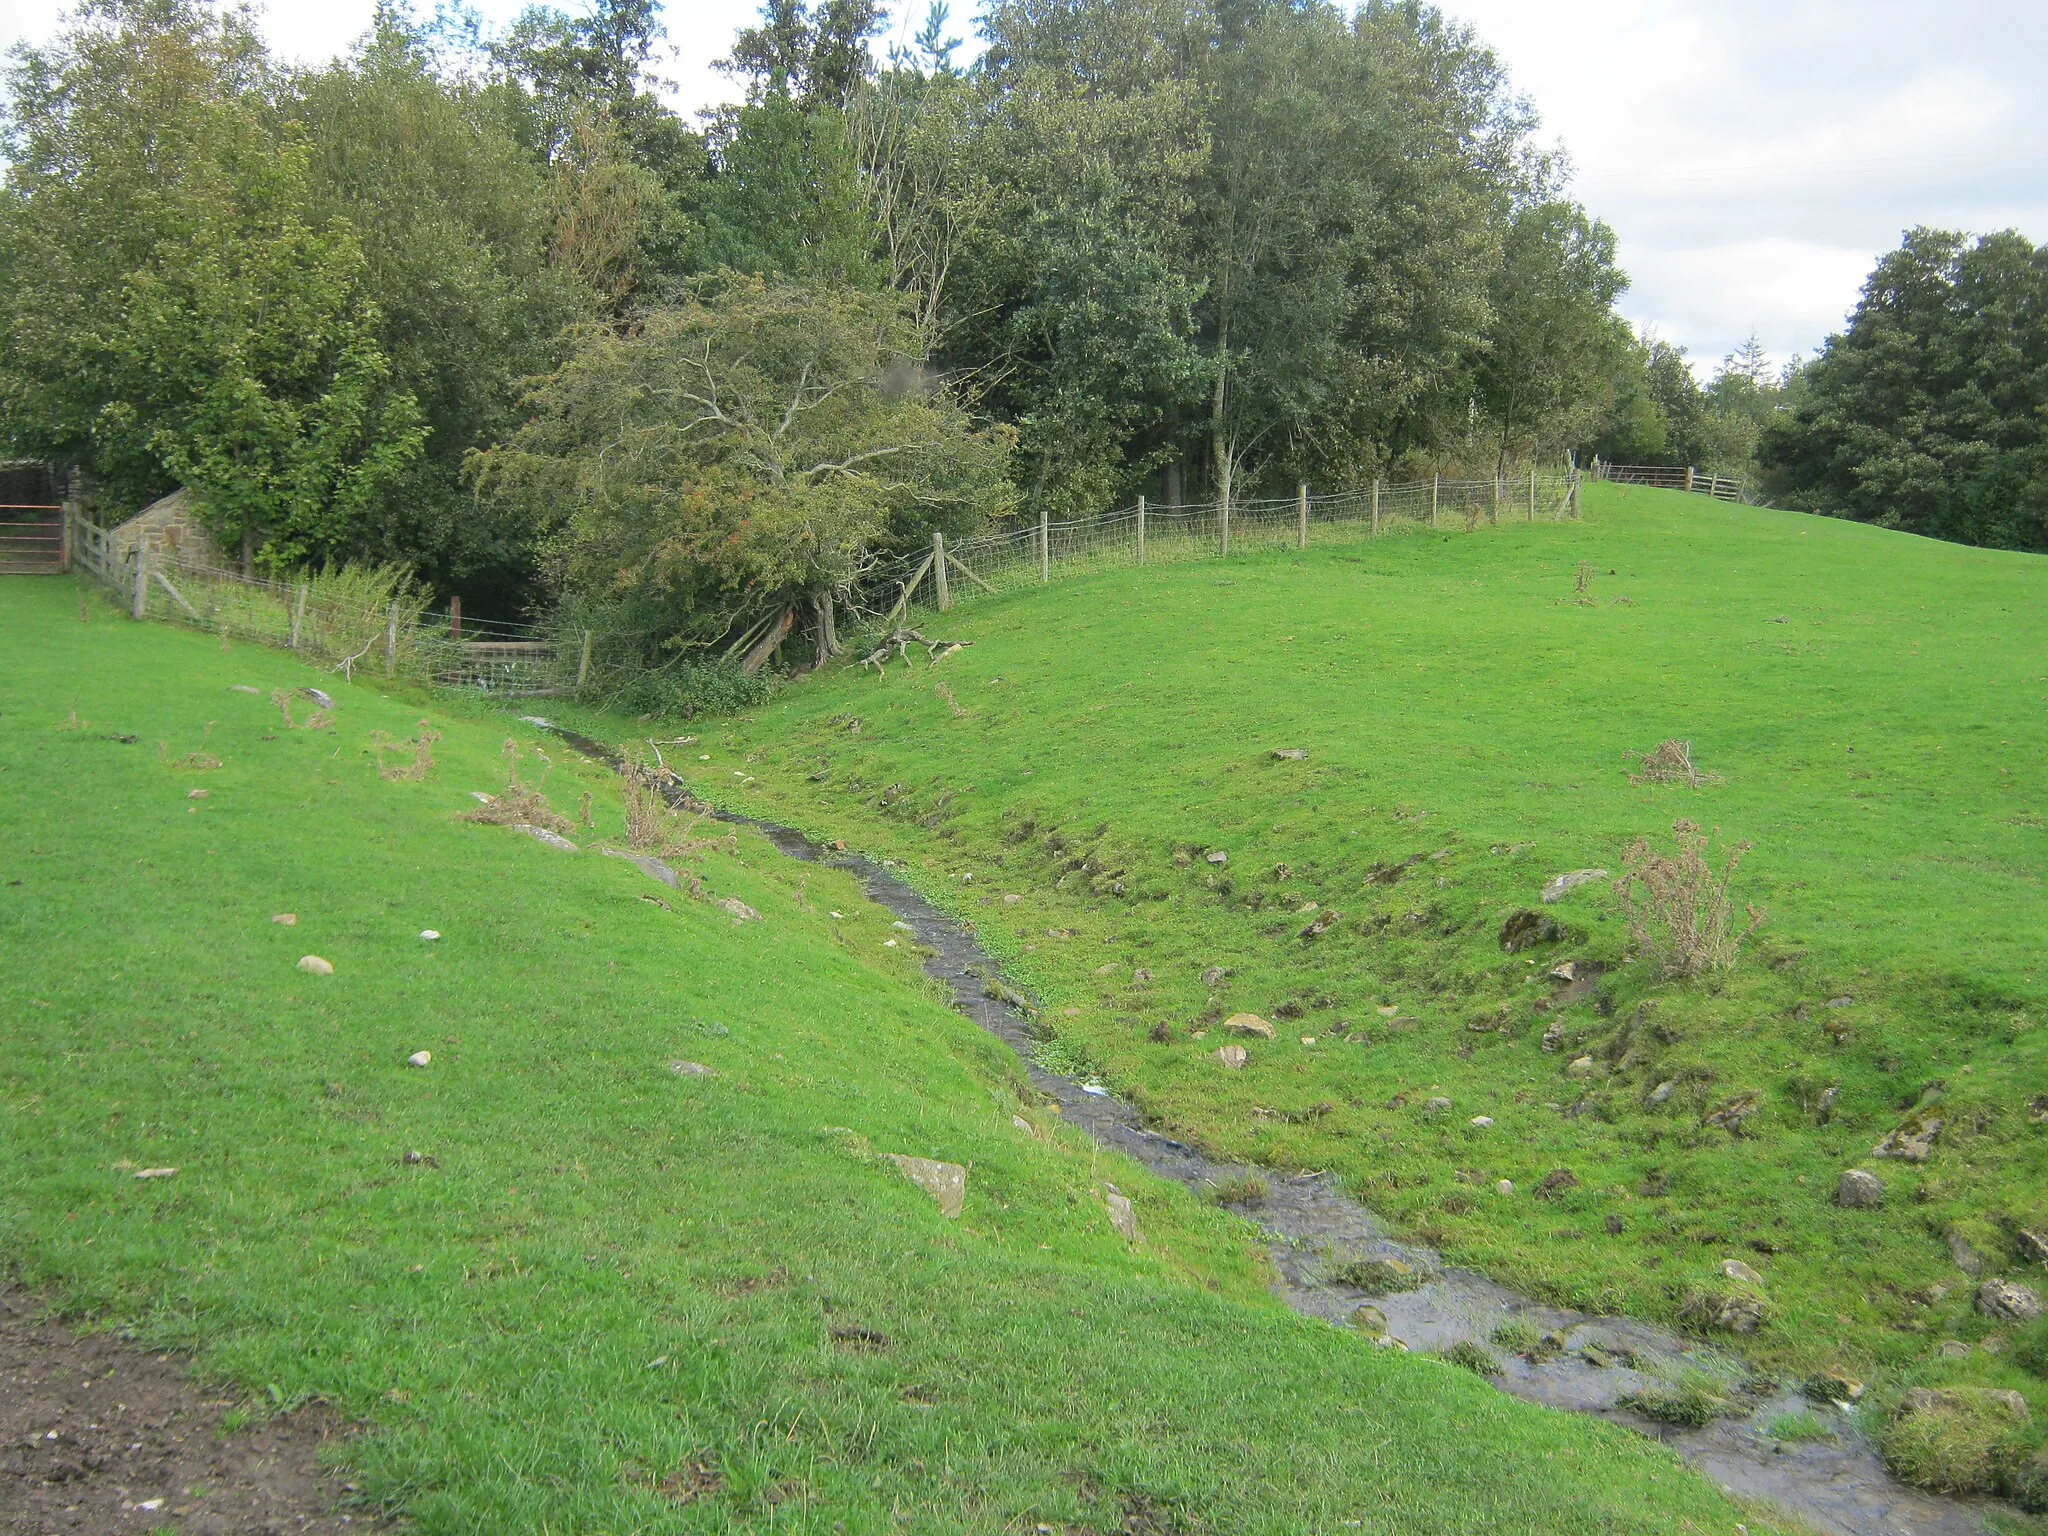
<box><xmin>542</xmin><ymin>722</ymin><xmax>2010</xmax><ymax>1536</ymax></box>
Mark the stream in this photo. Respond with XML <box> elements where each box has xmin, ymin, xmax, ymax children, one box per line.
<box><xmin>540</xmin><ymin>720</ymin><xmax>2009</xmax><ymax>1536</ymax></box>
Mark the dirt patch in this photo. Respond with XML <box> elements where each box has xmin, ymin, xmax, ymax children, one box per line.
<box><xmin>0</xmin><ymin>1289</ymin><xmax>376</xmax><ymax>1534</ymax></box>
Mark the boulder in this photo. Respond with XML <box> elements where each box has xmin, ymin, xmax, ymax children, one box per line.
<box><xmin>1216</xmin><ymin>1044</ymin><xmax>1248</xmax><ymax>1070</ymax></box>
<box><xmin>516</xmin><ymin>823</ymin><xmax>579</xmax><ymax>852</ymax></box>
<box><xmin>1977</xmin><ymin>1279</ymin><xmax>2044</xmax><ymax>1323</ymax></box>
<box><xmin>1565</xmin><ymin>1055</ymin><xmax>1595</xmax><ymax>1079</ymax></box>
<box><xmin>1836</xmin><ymin>1168</ymin><xmax>1885</xmax><ymax>1208</ymax></box>
<box><xmin>1205</xmin><ymin>850</ymin><xmax>1229</xmax><ymax>866</ymax></box>
<box><xmin>1224</xmin><ymin>1013</ymin><xmax>1276</xmax><ymax>1039</ymax></box>
<box><xmin>1647</xmin><ymin>1080</ymin><xmax>1675</xmax><ymax>1105</ymax></box>
<box><xmin>1422</xmin><ymin>1096</ymin><xmax>1452</xmax><ymax>1116</ymax></box>
<box><xmin>885</xmin><ymin>1154</ymin><xmax>967</xmax><ymax>1219</ymax></box>
<box><xmin>1541</xmin><ymin>869</ymin><xmax>1608</xmax><ymax>904</ymax></box>
<box><xmin>296</xmin><ymin>954</ymin><xmax>334</xmax><ymax>976</ymax></box>
<box><xmin>1540</xmin><ymin>1019</ymin><xmax>1566</xmax><ymax>1053</ymax></box>
<box><xmin>2016</xmin><ymin>1227</ymin><xmax>2048</xmax><ymax>1267</ymax></box>
<box><xmin>1720</xmin><ymin>1258</ymin><xmax>1763</xmax><ymax>1285</ymax></box>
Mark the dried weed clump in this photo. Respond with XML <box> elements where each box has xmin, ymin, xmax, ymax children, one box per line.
<box><xmin>1615</xmin><ymin>819</ymin><xmax>1764</xmax><ymax>978</ymax></box>
<box><xmin>619</xmin><ymin>758</ymin><xmax>736</xmax><ymax>859</ymax></box>
<box><xmin>371</xmin><ymin>720</ymin><xmax>442</xmax><ymax>781</ymax></box>
<box><xmin>462</xmin><ymin>739</ymin><xmax>574</xmax><ymax>835</ymax></box>
<box><xmin>269</xmin><ymin>690</ymin><xmax>331</xmax><ymax>731</ymax></box>
<box><xmin>1628</xmin><ymin>739</ymin><xmax>1723</xmax><ymax>788</ymax></box>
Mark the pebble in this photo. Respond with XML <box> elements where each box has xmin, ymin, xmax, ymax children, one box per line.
<box><xmin>407</xmin><ymin>1050</ymin><xmax>432</xmax><ymax>1068</ymax></box>
<box><xmin>1469</xmin><ymin>1115</ymin><xmax>1494</xmax><ymax>1127</ymax></box>
<box><xmin>1216</xmin><ymin>1044</ymin><xmax>1248</xmax><ymax>1070</ymax></box>
<box><xmin>296</xmin><ymin>954</ymin><xmax>333</xmax><ymax>976</ymax></box>
<box><xmin>419</xmin><ymin>929</ymin><xmax>440</xmax><ymax>941</ymax></box>
<box><xmin>1496</xmin><ymin>1179</ymin><xmax>1514</xmax><ymax>1195</ymax></box>
<box><xmin>272</xmin><ymin>913</ymin><xmax>297</xmax><ymax>925</ymax></box>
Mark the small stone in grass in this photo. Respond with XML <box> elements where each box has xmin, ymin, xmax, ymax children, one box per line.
<box><xmin>187</xmin><ymin>788</ymin><xmax>208</xmax><ymax>800</ymax></box>
<box><xmin>1216</xmin><ymin>1043</ymin><xmax>1248</xmax><ymax>1070</ymax></box>
<box><xmin>1540</xmin><ymin>868</ymin><xmax>1608</xmax><ymax>904</ymax></box>
<box><xmin>1272</xmin><ymin>748</ymin><xmax>1309</xmax><ymax>760</ymax></box>
<box><xmin>419</xmin><ymin>929</ymin><xmax>440</xmax><ymax>941</ymax></box>
<box><xmin>1002</xmin><ymin>893</ymin><xmax>1021</xmax><ymax>904</ymax></box>
<box><xmin>1422</xmin><ymin>1096</ymin><xmax>1451</xmax><ymax>1115</ymax></box>
<box><xmin>666</xmin><ymin>1060</ymin><xmax>713</xmax><ymax>1077</ymax></box>
<box><xmin>1205</xmin><ymin>850</ymin><xmax>1229</xmax><ymax>865</ymax></box>
<box><xmin>133</xmin><ymin>1167</ymin><xmax>179</xmax><ymax>1180</ymax></box>
<box><xmin>1721</xmin><ymin>1258</ymin><xmax>1763</xmax><ymax>1285</ymax></box>
<box><xmin>1224</xmin><ymin>1013</ymin><xmax>1276</xmax><ymax>1039</ymax></box>
<box><xmin>297</xmin><ymin>954</ymin><xmax>333</xmax><ymax>976</ymax></box>
<box><xmin>716</xmin><ymin>897</ymin><xmax>761</xmax><ymax>921</ymax></box>
<box><xmin>1496</xmin><ymin>1179</ymin><xmax>1514</xmax><ymax>1196</ymax></box>
<box><xmin>884</xmin><ymin>1154</ymin><xmax>967</xmax><ymax>1219</ymax></box>
<box><xmin>272</xmin><ymin>913</ymin><xmax>297</xmax><ymax>925</ymax></box>
<box><xmin>1835</xmin><ymin>1168</ymin><xmax>1885</xmax><ymax>1209</ymax></box>
<box><xmin>1470</xmin><ymin>1115</ymin><xmax>1494</xmax><ymax>1127</ymax></box>
<box><xmin>1105</xmin><ymin>1187</ymin><xmax>1139</xmax><ymax>1242</ymax></box>
<box><xmin>407</xmin><ymin>1050</ymin><xmax>432</xmax><ymax>1068</ymax></box>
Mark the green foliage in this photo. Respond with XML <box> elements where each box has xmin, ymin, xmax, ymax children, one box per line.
<box><xmin>0</xmin><ymin>0</ymin><xmax>426</xmax><ymax>564</ymax></box>
<box><xmin>1490</xmin><ymin>1318</ymin><xmax>1545</xmax><ymax>1355</ymax></box>
<box><xmin>1761</xmin><ymin>227</ymin><xmax>2048</xmax><ymax>551</ymax></box>
<box><xmin>1436</xmin><ymin>1340</ymin><xmax>1502</xmax><ymax>1376</ymax></box>
<box><xmin>1879</xmin><ymin>1390</ymin><xmax>2037</xmax><ymax>1496</ymax></box>
<box><xmin>1763</xmin><ymin>1410</ymin><xmax>1839</xmax><ymax>1444</ymax></box>
<box><xmin>1617</xmin><ymin>1378</ymin><xmax>1735</xmax><ymax>1429</ymax></box>
<box><xmin>472</xmin><ymin>274</ymin><xmax>1015</xmax><ymax>658</ymax></box>
<box><xmin>2015</xmin><ymin>1320</ymin><xmax>2048</xmax><ymax>1380</ymax></box>
<box><xmin>613</xmin><ymin>658</ymin><xmax>771</xmax><ymax>720</ymax></box>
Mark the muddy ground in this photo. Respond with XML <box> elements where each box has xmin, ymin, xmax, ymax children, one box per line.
<box><xmin>0</xmin><ymin>1289</ymin><xmax>375</xmax><ymax>1535</ymax></box>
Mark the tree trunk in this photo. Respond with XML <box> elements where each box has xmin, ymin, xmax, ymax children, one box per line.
<box><xmin>740</xmin><ymin>606</ymin><xmax>794</xmax><ymax>675</ymax></box>
<box><xmin>812</xmin><ymin>591</ymin><xmax>841</xmax><ymax>665</ymax></box>
<box><xmin>239</xmin><ymin>526</ymin><xmax>254</xmax><ymax>580</ymax></box>
<box><xmin>1209</xmin><ymin>358</ymin><xmax>1230</xmax><ymax>510</ymax></box>
<box><xmin>1164</xmin><ymin>459</ymin><xmax>1183</xmax><ymax>510</ymax></box>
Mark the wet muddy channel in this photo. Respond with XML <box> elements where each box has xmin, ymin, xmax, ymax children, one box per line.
<box><xmin>542</xmin><ymin>722</ymin><xmax>2008</xmax><ymax>1536</ymax></box>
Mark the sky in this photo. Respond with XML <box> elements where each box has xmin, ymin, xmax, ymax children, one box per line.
<box><xmin>4</xmin><ymin>0</ymin><xmax>2044</xmax><ymax>377</ymax></box>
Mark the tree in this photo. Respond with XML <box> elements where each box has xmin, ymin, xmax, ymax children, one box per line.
<box><xmin>0</xmin><ymin>0</ymin><xmax>425</xmax><ymax>566</ymax></box>
<box><xmin>1760</xmin><ymin>228</ymin><xmax>2048</xmax><ymax>550</ymax></box>
<box><xmin>293</xmin><ymin>17</ymin><xmax>596</xmax><ymax>604</ymax></box>
<box><xmin>470</xmin><ymin>275</ymin><xmax>1015</xmax><ymax>669</ymax></box>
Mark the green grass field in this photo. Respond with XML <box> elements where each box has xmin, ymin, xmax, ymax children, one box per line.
<box><xmin>0</xmin><ymin>574</ymin><xmax>1784</xmax><ymax>1533</ymax></box>
<box><xmin>634</xmin><ymin>485</ymin><xmax>2048</xmax><ymax>1416</ymax></box>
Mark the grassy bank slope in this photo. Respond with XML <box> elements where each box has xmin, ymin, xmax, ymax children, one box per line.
<box><xmin>0</xmin><ymin>575</ymin><xmax>1774</xmax><ymax>1533</ymax></box>
<box><xmin>664</xmin><ymin>484</ymin><xmax>2048</xmax><ymax>1398</ymax></box>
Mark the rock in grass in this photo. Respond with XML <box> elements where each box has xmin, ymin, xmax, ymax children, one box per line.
<box><xmin>2017</xmin><ymin>1227</ymin><xmax>2048</xmax><ymax>1266</ymax></box>
<box><xmin>1224</xmin><ymin>1013</ymin><xmax>1276</xmax><ymax>1039</ymax></box>
<box><xmin>1215</xmin><ymin>1044</ymin><xmax>1248</xmax><ymax>1070</ymax></box>
<box><xmin>1469</xmin><ymin>1115</ymin><xmax>1494</xmax><ymax>1127</ymax></box>
<box><xmin>1977</xmin><ymin>1279</ymin><xmax>2044</xmax><ymax>1323</ymax></box>
<box><xmin>1540</xmin><ymin>869</ymin><xmax>1608</xmax><ymax>904</ymax></box>
<box><xmin>516</xmin><ymin>823</ymin><xmax>579</xmax><ymax>852</ymax></box>
<box><xmin>1105</xmin><ymin>1188</ymin><xmax>1139</xmax><ymax>1242</ymax></box>
<box><xmin>1422</xmin><ymin>1096</ymin><xmax>1451</xmax><ymax>1116</ymax></box>
<box><xmin>666</xmin><ymin>1060</ymin><xmax>713</xmax><ymax>1077</ymax></box>
<box><xmin>1498</xmin><ymin>909</ymin><xmax>1563</xmax><ymax>953</ymax></box>
<box><xmin>1271</xmin><ymin>748</ymin><xmax>1309</xmax><ymax>760</ymax></box>
<box><xmin>296</xmin><ymin>954</ymin><xmax>333</xmax><ymax>976</ymax></box>
<box><xmin>1201</xmin><ymin>966</ymin><xmax>1227</xmax><ymax>987</ymax></box>
<box><xmin>1350</xmin><ymin>1304</ymin><xmax>1388</xmax><ymax>1336</ymax></box>
<box><xmin>1873</xmin><ymin>1107</ymin><xmax>1942</xmax><ymax>1163</ymax></box>
<box><xmin>1804</xmin><ymin>1368</ymin><xmax>1864</xmax><ymax>1404</ymax></box>
<box><xmin>1721</xmin><ymin>1258</ymin><xmax>1763</xmax><ymax>1285</ymax></box>
<box><xmin>884</xmin><ymin>1154</ymin><xmax>966</xmax><ymax>1219</ymax></box>
<box><xmin>1836</xmin><ymin>1168</ymin><xmax>1885</xmax><ymax>1208</ymax></box>
<box><xmin>133</xmin><ymin>1167</ymin><xmax>179</xmax><ymax>1180</ymax></box>
<box><xmin>419</xmin><ymin>929</ymin><xmax>441</xmax><ymax>941</ymax></box>
<box><xmin>1205</xmin><ymin>850</ymin><xmax>1228</xmax><ymax>866</ymax></box>
<box><xmin>603</xmin><ymin>849</ymin><xmax>680</xmax><ymax>889</ymax></box>
<box><xmin>407</xmin><ymin>1050</ymin><xmax>432</xmax><ymax>1068</ymax></box>
<box><xmin>715</xmin><ymin>897</ymin><xmax>761</xmax><ymax>922</ymax></box>
<box><xmin>1495</xmin><ymin>1179</ymin><xmax>1514</xmax><ymax>1196</ymax></box>
<box><xmin>272</xmin><ymin>913</ymin><xmax>297</xmax><ymax>926</ymax></box>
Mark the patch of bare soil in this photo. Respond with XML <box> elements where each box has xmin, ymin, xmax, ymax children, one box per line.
<box><xmin>0</xmin><ymin>1290</ymin><xmax>377</xmax><ymax>1534</ymax></box>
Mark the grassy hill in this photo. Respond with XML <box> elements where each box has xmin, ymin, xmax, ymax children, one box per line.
<box><xmin>641</xmin><ymin>484</ymin><xmax>2048</xmax><ymax>1409</ymax></box>
<box><xmin>0</xmin><ymin>575</ymin><xmax>1781</xmax><ymax>1532</ymax></box>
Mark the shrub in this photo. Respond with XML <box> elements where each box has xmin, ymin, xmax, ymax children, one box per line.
<box><xmin>1879</xmin><ymin>1389</ymin><xmax>2035</xmax><ymax>1496</ymax></box>
<box><xmin>615</xmin><ymin>660</ymin><xmax>770</xmax><ymax>721</ymax></box>
<box><xmin>1615</xmin><ymin>820</ymin><xmax>1764</xmax><ymax>978</ymax></box>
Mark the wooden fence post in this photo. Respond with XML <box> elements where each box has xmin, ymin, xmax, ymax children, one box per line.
<box><xmin>1039</xmin><ymin>506</ymin><xmax>1050</xmax><ymax>583</ymax></box>
<box><xmin>290</xmin><ymin>583</ymin><xmax>308</xmax><ymax>650</ymax></box>
<box><xmin>1430</xmin><ymin>474</ymin><xmax>1439</xmax><ymax>529</ymax></box>
<box><xmin>383</xmin><ymin>600</ymin><xmax>399</xmax><ymax>677</ymax></box>
<box><xmin>449</xmin><ymin>594</ymin><xmax>461</xmax><ymax>641</ymax></box>
<box><xmin>933</xmin><ymin>531</ymin><xmax>950</xmax><ymax>610</ymax></box>
<box><xmin>132</xmin><ymin>542</ymin><xmax>148</xmax><ymax>620</ymax></box>
<box><xmin>577</xmin><ymin>629</ymin><xmax>593</xmax><ymax>689</ymax></box>
<box><xmin>1371</xmin><ymin>479</ymin><xmax>1381</xmax><ymax>536</ymax></box>
<box><xmin>1297</xmin><ymin>482</ymin><xmax>1309</xmax><ymax>550</ymax></box>
<box><xmin>1219</xmin><ymin>460</ymin><xmax>1232</xmax><ymax>557</ymax></box>
<box><xmin>58</xmin><ymin>502</ymin><xmax>72</xmax><ymax>574</ymax></box>
<box><xmin>1528</xmin><ymin>464</ymin><xmax>1537</xmax><ymax>522</ymax></box>
<box><xmin>1685</xmin><ymin>466</ymin><xmax>1696</xmax><ymax>493</ymax></box>
<box><xmin>1136</xmin><ymin>494</ymin><xmax>1146</xmax><ymax>565</ymax></box>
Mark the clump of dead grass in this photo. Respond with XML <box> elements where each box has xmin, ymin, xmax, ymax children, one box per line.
<box><xmin>1615</xmin><ymin>819</ymin><xmax>1764</xmax><ymax>978</ymax></box>
<box><xmin>462</xmin><ymin>739</ymin><xmax>574</xmax><ymax>835</ymax></box>
<box><xmin>371</xmin><ymin>720</ymin><xmax>442</xmax><ymax>782</ymax></box>
<box><xmin>1628</xmin><ymin>738</ymin><xmax>1723</xmax><ymax>788</ymax></box>
<box><xmin>619</xmin><ymin>757</ymin><xmax>737</xmax><ymax>860</ymax></box>
<box><xmin>269</xmin><ymin>690</ymin><xmax>331</xmax><ymax>731</ymax></box>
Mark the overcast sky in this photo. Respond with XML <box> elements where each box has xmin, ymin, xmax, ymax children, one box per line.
<box><xmin>5</xmin><ymin>0</ymin><xmax>2044</xmax><ymax>377</ymax></box>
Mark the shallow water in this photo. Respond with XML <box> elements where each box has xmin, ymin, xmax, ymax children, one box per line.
<box><xmin>543</xmin><ymin>722</ymin><xmax>2008</xmax><ymax>1536</ymax></box>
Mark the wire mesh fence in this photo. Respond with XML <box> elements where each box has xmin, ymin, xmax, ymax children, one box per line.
<box><xmin>66</xmin><ymin>465</ymin><xmax>1582</xmax><ymax>692</ymax></box>
<box><xmin>864</xmin><ymin>469</ymin><xmax>1579</xmax><ymax>628</ymax></box>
